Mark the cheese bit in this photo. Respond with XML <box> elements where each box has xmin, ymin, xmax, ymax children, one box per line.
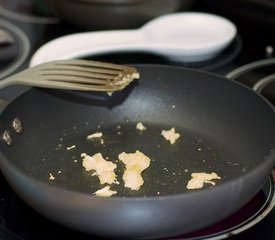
<box><xmin>82</xmin><ymin>153</ymin><xmax>117</xmax><ymax>185</ymax></box>
<box><xmin>161</xmin><ymin>127</ymin><xmax>180</xmax><ymax>144</ymax></box>
<box><xmin>94</xmin><ymin>186</ymin><xmax>117</xmax><ymax>197</ymax></box>
<box><xmin>118</xmin><ymin>150</ymin><xmax>151</xmax><ymax>190</ymax></box>
<box><xmin>136</xmin><ymin>122</ymin><xmax>146</xmax><ymax>131</ymax></box>
<box><xmin>187</xmin><ymin>172</ymin><xmax>221</xmax><ymax>190</ymax></box>
<box><xmin>86</xmin><ymin>132</ymin><xmax>103</xmax><ymax>140</ymax></box>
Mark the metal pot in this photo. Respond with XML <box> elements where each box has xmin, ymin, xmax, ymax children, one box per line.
<box><xmin>40</xmin><ymin>0</ymin><xmax>194</xmax><ymax>29</ymax></box>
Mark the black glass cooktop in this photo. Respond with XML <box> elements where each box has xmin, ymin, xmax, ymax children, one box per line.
<box><xmin>0</xmin><ymin>1</ymin><xmax>275</xmax><ymax>239</ymax></box>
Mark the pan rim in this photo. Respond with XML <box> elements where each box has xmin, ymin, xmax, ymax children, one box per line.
<box><xmin>1</xmin><ymin>63</ymin><xmax>275</xmax><ymax>113</ymax></box>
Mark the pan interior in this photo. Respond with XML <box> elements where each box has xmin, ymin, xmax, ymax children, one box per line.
<box><xmin>12</xmin><ymin>121</ymin><xmax>245</xmax><ymax>197</ymax></box>
<box><xmin>0</xmin><ymin>65</ymin><xmax>274</xmax><ymax>197</ymax></box>
<box><xmin>1</xmin><ymin>119</ymin><xmax>244</xmax><ymax>197</ymax></box>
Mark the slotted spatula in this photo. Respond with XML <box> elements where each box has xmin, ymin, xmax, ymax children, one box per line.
<box><xmin>0</xmin><ymin>59</ymin><xmax>139</xmax><ymax>92</ymax></box>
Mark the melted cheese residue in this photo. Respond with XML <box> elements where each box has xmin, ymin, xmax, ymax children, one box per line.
<box><xmin>187</xmin><ymin>172</ymin><xmax>221</xmax><ymax>190</ymax></box>
<box><xmin>66</xmin><ymin>145</ymin><xmax>76</xmax><ymax>150</ymax></box>
<box><xmin>113</xmin><ymin>72</ymin><xmax>140</xmax><ymax>87</ymax></box>
<box><xmin>82</xmin><ymin>153</ymin><xmax>117</xmax><ymax>185</ymax></box>
<box><xmin>136</xmin><ymin>122</ymin><xmax>146</xmax><ymax>131</ymax></box>
<box><xmin>161</xmin><ymin>127</ymin><xmax>180</xmax><ymax>144</ymax></box>
<box><xmin>108</xmin><ymin>72</ymin><xmax>140</xmax><ymax>96</ymax></box>
<box><xmin>118</xmin><ymin>150</ymin><xmax>151</xmax><ymax>190</ymax></box>
<box><xmin>86</xmin><ymin>132</ymin><xmax>103</xmax><ymax>140</ymax></box>
<box><xmin>49</xmin><ymin>173</ymin><xmax>55</xmax><ymax>180</ymax></box>
<box><xmin>94</xmin><ymin>186</ymin><xmax>117</xmax><ymax>197</ymax></box>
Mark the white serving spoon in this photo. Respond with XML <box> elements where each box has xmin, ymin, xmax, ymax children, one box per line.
<box><xmin>30</xmin><ymin>12</ymin><xmax>237</xmax><ymax>66</ymax></box>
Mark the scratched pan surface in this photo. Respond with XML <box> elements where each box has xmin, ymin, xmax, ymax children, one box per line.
<box><xmin>0</xmin><ymin>65</ymin><xmax>275</xmax><ymax>239</ymax></box>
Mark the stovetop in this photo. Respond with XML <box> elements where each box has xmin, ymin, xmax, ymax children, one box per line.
<box><xmin>0</xmin><ymin>1</ymin><xmax>275</xmax><ymax>239</ymax></box>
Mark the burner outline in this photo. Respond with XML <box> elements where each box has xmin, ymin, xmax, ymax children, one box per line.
<box><xmin>226</xmin><ymin>58</ymin><xmax>275</xmax><ymax>79</ymax></box>
<box><xmin>0</xmin><ymin>5</ymin><xmax>59</xmax><ymax>24</ymax></box>
<box><xmin>252</xmin><ymin>73</ymin><xmax>275</xmax><ymax>92</ymax></box>
<box><xmin>176</xmin><ymin>170</ymin><xmax>275</xmax><ymax>240</ymax></box>
<box><xmin>0</xmin><ymin>19</ymin><xmax>30</xmax><ymax>79</ymax></box>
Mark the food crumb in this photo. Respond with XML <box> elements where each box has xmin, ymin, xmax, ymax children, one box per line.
<box><xmin>136</xmin><ymin>122</ymin><xmax>146</xmax><ymax>131</ymax></box>
<box><xmin>161</xmin><ymin>127</ymin><xmax>180</xmax><ymax>144</ymax></box>
<box><xmin>49</xmin><ymin>173</ymin><xmax>55</xmax><ymax>180</ymax></box>
<box><xmin>66</xmin><ymin>145</ymin><xmax>76</xmax><ymax>150</ymax></box>
<box><xmin>187</xmin><ymin>172</ymin><xmax>221</xmax><ymax>190</ymax></box>
<box><xmin>86</xmin><ymin>132</ymin><xmax>103</xmax><ymax>140</ymax></box>
<box><xmin>118</xmin><ymin>150</ymin><xmax>151</xmax><ymax>190</ymax></box>
<box><xmin>82</xmin><ymin>153</ymin><xmax>117</xmax><ymax>185</ymax></box>
<box><xmin>55</xmin><ymin>144</ymin><xmax>62</xmax><ymax>150</ymax></box>
<box><xmin>94</xmin><ymin>186</ymin><xmax>117</xmax><ymax>197</ymax></box>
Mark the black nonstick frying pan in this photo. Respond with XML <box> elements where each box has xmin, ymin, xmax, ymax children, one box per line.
<box><xmin>0</xmin><ymin>65</ymin><xmax>275</xmax><ymax>239</ymax></box>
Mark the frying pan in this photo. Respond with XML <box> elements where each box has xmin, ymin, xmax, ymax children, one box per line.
<box><xmin>0</xmin><ymin>65</ymin><xmax>275</xmax><ymax>239</ymax></box>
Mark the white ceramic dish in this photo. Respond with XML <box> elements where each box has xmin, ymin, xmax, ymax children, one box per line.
<box><xmin>30</xmin><ymin>12</ymin><xmax>237</xmax><ymax>66</ymax></box>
